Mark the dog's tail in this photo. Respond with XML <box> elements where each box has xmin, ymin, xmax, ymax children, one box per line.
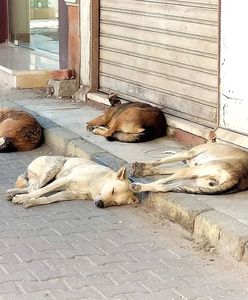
<box><xmin>15</xmin><ymin>171</ymin><xmax>28</xmax><ymax>188</ymax></box>
<box><xmin>106</xmin><ymin>127</ymin><xmax>164</xmax><ymax>143</ymax></box>
<box><xmin>171</xmin><ymin>179</ymin><xmax>238</xmax><ymax>195</ymax></box>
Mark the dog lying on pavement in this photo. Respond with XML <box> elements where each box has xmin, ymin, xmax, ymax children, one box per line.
<box><xmin>86</xmin><ymin>95</ymin><xmax>167</xmax><ymax>143</ymax></box>
<box><xmin>6</xmin><ymin>156</ymin><xmax>139</xmax><ymax>208</ymax></box>
<box><xmin>0</xmin><ymin>109</ymin><xmax>42</xmax><ymax>152</ymax></box>
<box><xmin>130</xmin><ymin>143</ymin><xmax>248</xmax><ymax>194</ymax></box>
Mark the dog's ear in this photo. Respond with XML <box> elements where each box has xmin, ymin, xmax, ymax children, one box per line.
<box><xmin>108</xmin><ymin>93</ymin><xmax>121</xmax><ymax>107</ymax></box>
<box><xmin>207</xmin><ymin>130</ymin><xmax>217</xmax><ymax>143</ymax></box>
<box><xmin>116</xmin><ymin>166</ymin><xmax>127</xmax><ymax>181</ymax></box>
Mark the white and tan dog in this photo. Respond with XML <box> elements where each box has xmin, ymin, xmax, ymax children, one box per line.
<box><xmin>7</xmin><ymin>156</ymin><xmax>139</xmax><ymax>208</ymax></box>
<box><xmin>130</xmin><ymin>143</ymin><xmax>248</xmax><ymax>194</ymax></box>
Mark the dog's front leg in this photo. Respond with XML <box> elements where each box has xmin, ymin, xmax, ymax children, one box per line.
<box><xmin>131</xmin><ymin>180</ymin><xmax>182</xmax><ymax>193</ymax></box>
<box><xmin>23</xmin><ymin>191</ymin><xmax>76</xmax><ymax>208</ymax></box>
<box><xmin>86</xmin><ymin>115</ymin><xmax>110</xmax><ymax>131</ymax></box>
<box><xmin>92</xmin><ymin>126</ymin><xmax>109</xmax><ymax>136</ymax></box>
<box><xmin>93</xmin><ymin>127</ymin><xmax>116</xmax><ymax>138</ymax></box>
<box><xmin>6</xmin><ymin>187</ymin><xmax>29</xmax><ymax>201</ymax></box>
<box><xmin>130</xmin><ymin>166</ymin><xmax>186</xmax><ymax>177</ymax></box>
<box><xmin>12</xmin><ymin>177</ymin><xmax>68</xmax><ymax>204</ymax></box>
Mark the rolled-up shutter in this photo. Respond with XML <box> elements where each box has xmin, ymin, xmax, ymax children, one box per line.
<box><xmin>99</xmin><ymin>0</ymin><xmax>219</xmax><ymax>127</ymax></box>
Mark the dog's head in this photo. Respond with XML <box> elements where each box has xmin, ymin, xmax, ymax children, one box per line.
<box><xmin>0</xmin><ymin>137</ymin><xmax>16</xmax><ymax>152</ymax></box>
<box><xmin>108</xmin><ymin>93</ymin><xmax>121</xmax><ymax>107</ymax></box>
<box><xmin>93</xmin><ymin>166</ymin><xmax>140</xmax><ymax>208</ymax></box>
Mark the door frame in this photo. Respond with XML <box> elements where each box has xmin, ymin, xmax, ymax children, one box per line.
<box><xmin>80</xmin><ymin>0</ymin><xmax>99</xmax><ymax>93</ymax></box>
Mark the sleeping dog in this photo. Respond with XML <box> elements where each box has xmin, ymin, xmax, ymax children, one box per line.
<box><xmin>6</xmin><ymin>156</ymin><xmax>139</xmax><ymax>208</ymax></box>
<box><xmin>131</xmin><ymin>143</ymin><xmax>248</xmax><ymax>194</ymax></box>
<box><xmin>86</xmin><ymin>96</ymin><xmax>167</xmax><ymax>143</ymax></box>
<box><xmin>0</xmin><ymin>109</ymin><xmax>42</xmax><ymax>152</ymax></box>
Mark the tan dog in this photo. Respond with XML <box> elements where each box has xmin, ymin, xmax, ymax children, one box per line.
<box><xmin>130</xmin><ymin>143</ymin><xmax>248</xmax><ymax>194</ymax></box>
<box><xmin>0</xmin><ymin>109</ymin><xmax>42</xmax><ymax>152</ymax></box>
<box><xmin>86</xmin><ymin>96</ymin><xmax>167</xmax><ymax>142</ymax></box>
<box><xmin>6</xmin><ymin>156</ymin><xmax>139</xmax><ymax>208</ymax></box>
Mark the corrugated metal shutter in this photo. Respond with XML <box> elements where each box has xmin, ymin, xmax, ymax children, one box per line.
<box><xmin>99</xmin><ymin>0</ymin><xmax>219</xmax><ymax>127</ymax></box>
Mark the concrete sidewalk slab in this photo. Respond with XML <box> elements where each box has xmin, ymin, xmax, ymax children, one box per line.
<box><xmin>1</xmin><ymin>86</ymin><xmax>248</xmax><ymax>261</ymax></box>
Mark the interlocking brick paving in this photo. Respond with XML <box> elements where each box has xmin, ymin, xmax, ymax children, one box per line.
<box><xmin>0</xmin><ymin>146</ymin><xmax>248</xmax><ymax>299</ymax></box>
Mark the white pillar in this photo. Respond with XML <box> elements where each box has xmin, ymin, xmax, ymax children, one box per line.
<box><xmin>220</xmin><ymin>0</ymin><xmax>248</xmax><ymax>134</ymax></box>
<box><xmin>80</xmin><ymin>0</ymin><xmax>99</xmax><ymax>92</ymax></box>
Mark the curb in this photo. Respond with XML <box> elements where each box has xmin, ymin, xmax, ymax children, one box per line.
<box><xmin>2</xmin><ymin>99</ymin><xmax>248</xmax><ymax>262</ymax></box>
<box><xmin>145</xmin><ymin>193</ymin><xmax>248</xmax><ymax>261</ymax></box>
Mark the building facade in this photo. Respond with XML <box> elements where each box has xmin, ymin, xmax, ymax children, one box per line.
<box><xmin>79</xmin><ymin>0</ymin><xmax>247</xmax><ymax>147</ymax></box>
<box><xmin>0</xmin><ymin>0</ymin><xmax>247</xmax><ymax>147</ymax></box>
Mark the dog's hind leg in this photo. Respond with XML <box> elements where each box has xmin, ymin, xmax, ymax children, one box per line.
<box><xmin>86</xmin><ymin>115</ymin><xmax>111</xmax><ymax>132</ymax></box>
<box><xmin>131</xmin><ymin>166</ymin><xmax>187</xmax><ymax>177</ymax></box>
<box><xmin>170</xmin><ymin>178</ymin><xmax>239</xmax><ymax>194</ymax></box>
<box><xmin>92</xmin><ymin>126</ymin><xmax>109</xmax><ymax>136</ymax></box>
<box><xmin>22</xmin><ymin>191</ymin><xmax>80</xmax><ymax>208</ymax></box>
<box><xmin>131</xmin><ymin>150</ymin><xmax>192</xmax><ymax>175</ymax></box>
<box><xmin>28</xmin><ymin>157</ymin><xmax>67</xmax><ymax>192</ymax></box>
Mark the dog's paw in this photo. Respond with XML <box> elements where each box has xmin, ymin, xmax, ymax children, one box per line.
<box><xmin>130</xmin><ymin>162</ymin><xmax>145</xmax><ymax>177</ymax></box>
<box><xmin>12</xmin><ymin>194</ymin><xmax>29</xmax><ymax>204</ymax></box>
<box><xmin>6</xmin><ymin>190</ymin><xmax>15</xmax><ymax>201</ymax></box>
<box><xmin>86</xmin><ymin>123</ymin><xmax>94</xmax><ymax>132</ymax></box>
<box><xmin>130</xmin><ymin>182</ymin><xmax>142</xmax><ymax>193</ymax></box>
<box><xmin>23</xmin><ymin>199</ymin><xmax>35</xmax><ymax>209</ymax></box>
<box><xmin>92</xmin><ymin>126</ymin><xmax>108</xmax><ymax>136</ymax></box>
<box><xmin>92</xmin><ymin>128</ymin><xmax>101</xmax><ymax>135</ymax></box>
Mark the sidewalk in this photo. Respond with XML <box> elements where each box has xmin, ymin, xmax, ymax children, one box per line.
<box><xmin>1</xmin><ymin>143</ymin><xmax>248</xmax><ymax>298</ymax></box>
<box><xmin>1</xmin><ymin>85</ymin><xmax>248</xmax><ymax>262</ymax></box>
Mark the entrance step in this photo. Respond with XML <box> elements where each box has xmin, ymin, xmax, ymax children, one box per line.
<box><xmin>0</xmin><ymin>66</ymin><xmax>53</xmax><ymax>88</ymax></box>
<box><xmin>0</xmin><ymin>42</ymin><xmax>59</xmax><ymax>88</ymax></box>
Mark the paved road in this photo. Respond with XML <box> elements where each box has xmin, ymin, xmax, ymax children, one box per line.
<box><xmin>0</xmin><ymin>147</ymin><xmax>248</xmax><ymax>300</ymax></box>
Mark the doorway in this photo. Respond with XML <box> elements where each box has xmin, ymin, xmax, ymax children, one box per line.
<box><xmin>8</xmin><ymin>0</ymin><xmax>59</xmax><ymax>55</ymax></box>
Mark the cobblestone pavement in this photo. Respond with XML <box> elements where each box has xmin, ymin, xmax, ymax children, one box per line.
<box><xmin>0</xmin><ymin>147</ymin><xmax>248</xmax><ymax>300</ymax></box>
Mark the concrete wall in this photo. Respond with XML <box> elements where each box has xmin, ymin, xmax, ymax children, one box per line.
<box><xmin>220</xmin><ymin>0</ymin><xmax>248</xmax><ymax>135</ymax></box>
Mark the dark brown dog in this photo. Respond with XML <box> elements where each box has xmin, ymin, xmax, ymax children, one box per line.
<box><xmin>86</xmin><ymin>97</ymin><xmax>167</xmax><ymax>143</ymax></box>
<box><xmin>0</xmin><ymin>109</ymin><xmax>42</xmax><ymax>152</ymax></box>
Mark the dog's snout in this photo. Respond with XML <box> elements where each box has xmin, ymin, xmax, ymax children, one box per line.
<box><xmin>94</xmin><ymin>199</ymin><xmax>104</xmax><ymax>208</ymax></box>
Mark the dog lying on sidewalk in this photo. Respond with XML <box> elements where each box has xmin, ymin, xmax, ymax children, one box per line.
<box><xmin>0</xmin><ymin>109</ymin><xmax>42</xmax><ymax>152</ymax></box>
<box><xmin>86</xmin><ymin>95</ymin><xmax>167</xmax><ymax>142</ymax></box>
<box><xmin>130</xmin><ymin>143</ymin><xmax>248</xmax><ymax>194</ymax></box>
<box><xmin>6</xmin><ymin>156</ymin><xmax>139</xmax><ymax>208</ymax></box>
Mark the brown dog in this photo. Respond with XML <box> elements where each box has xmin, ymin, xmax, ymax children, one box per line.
<box><xmin>0</xmin><ymin>109</ymin><xmax>42</xmax><ymax>152</ymax></box>
<box><xmin>130</xmin><ymin>143</ymin><xmax>248</xmax><ymax>194</ymax></box>
<box><xmin>86</xmin><ymin>97</ymin><xmax>167</xmax><ymax>142</ymax></box>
